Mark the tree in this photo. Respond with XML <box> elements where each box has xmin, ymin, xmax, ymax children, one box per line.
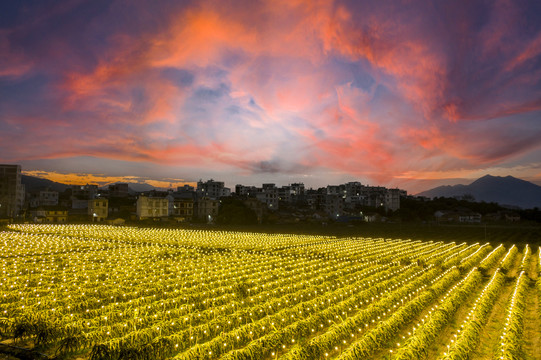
<box><xmin>216</xmin><ymin>198</ymin><xmax>258</xmax><ymax>225</ymax></box>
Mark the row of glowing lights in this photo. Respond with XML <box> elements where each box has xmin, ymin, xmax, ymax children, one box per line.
<box><xmin>478</xmin><ymin>244</ymin><xmax>504</xmax><ymax>267</ymax></box>
<box><xmin>386</xmin><ymin>243</ymin><xmax>511</xmax><ymax>359</ymax></box>
<box><xmin>2</xmin><ymin>250</ymin><xmax>422</xmax><ymax>352</ymax></box>
<box><xmin>5</xmin><ymin>224</ymin><xmax>430</xmax><ymax>263</ymax></box>
<box><xmin>442</xmin><ymin>266</ymin><xmax>503</xmax><ymax>358</ymax></box>
<box><xmin>442</xmin><ymin>243</ymin><xmax>479</xmax><ymax>263</ymax></box>
<box><xmin>166</xmin><ymin>264</ymin><xmax>427</xmax><ymax>358</ymax></box>
<box><xmin>442</xmin><ymin>245</ymin><xmax>532</xmax><ymax>360</ymax></box>
<box><xmin>458</xmin><ymin>243</ymin><xmax>488</xmax><ymax>264</ymax></box>
<box><xmin>97</xmin><ymin>264</ymin><xmax>417</xmax><ymax>358</ymax></box>
<box><xmin>498</xmin><ymin>270</ymin><xmax>528</xmax><ymax>359</ymax></box>
<box><xmin>499</xmin><ymin>245</ymin><xmax>517</xmax><ymax>269</ymax></box>
<box><xmin>3</xmin><ymin>252</ymin><xmax>378</xmax><ymax>321</ymax></box>
<box><xmin>519</xmin><ymin>244</ymin><xmax>530</xmax><ymax>269</ymax></box>
<box><xmin>1</xmin><ymin>233</ymin><xmax>464</xmax><ymax>320</ymax></box>
<box><xmin>0</xmin><ymin>226</ymin><xmax>502</xmax><ymax>356</ymax></box>
<box><xmin>319</xmin><ymin>262</ymin><xmax>474</xmax><ymax>359</ymax></box>
<box><xmin>0</xmin><ymin>232</ymin><xmax>478</xmax><ymax>320</ymax></box>
<box><xmin>1</xmin><ymin>229</ymin><xmax>434</xmax><ymax>294</ymax></box>
<box><xmin>423</xmin><ymin>242</ymin><xmax>463</xmax><ymax>262</ymax></box>
<box><xmin>391</xmin><ymin>266</ymin><xmax>479</xmax><ymax>356</ymax></box>
<box><xmin>186</xmin><ymin>263</ymin><xmax>434</xmax><ymax>359</ymax></box>
<box><xmin>7</xmin><ymin>224</ymin><xmax>369</xmax><ymax>250</ymax></box>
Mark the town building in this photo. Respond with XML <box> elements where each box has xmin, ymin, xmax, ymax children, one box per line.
<box><xmin>235</xmin><ymin>185</ymin><xmax>258</xmax><ymax>197</ymax></box>
<box><xmin>197</xmin><ymin>179</ymin><xmax>231</xmax><ymax>199</ymax></box>
<box><xmin>88</xmin><ymin>198</ymin><xmax>108</xmax><ymax>222</ymax></box>
<box><xmin>28</xmin><ymin>188</ymin><xmax>59</xmax><ymax>208</ymax></box>
<box><xmin>324</xmin><ymin>194</ymin><xmax>345</xmax><ymax>219</ymax></box>
<box><xmin>71</xmin><ymin>184</ymin><xmax>98</xmax><ymax>209</ymax></box>
<box><xmin>385</xmin><ymin>188</ymin><xmax>401</xmax><ymax>212</ymax></box>
<box><xmin>108</xmin><ymin>183</ymin><xmax>129</xmax><ymax>197</ymax></box>
<box><xmin>167</xmin><ymin>190</ymin><xmax>195</xmax><ymax>222</ymax></box>
<box><xmin>136</xmin><ymin>195</ymin><xmax>169</xmax><ymax>219</ymax></box>
<box><xmin>177</xmin><ymin>184</ymin><xmax>195</xmax><ymax>193</ymax></box>
<box><xmin>195</xmin><ymin>197</ymin><xmax>219</xmax><ymax>223</ymax></box>
<box><xmin>0</xmin><ymin>164</ymin><xmax>24</xmax><ymax>218</ymax></box>
<box><xmin>258</xmin><ymin>184</ymin><xmax>279</xmax><ymax>209</ymax></box>
<box><xmin>243</xmin><ymin>198</ymin><xmax>265</xmax><ymax>224</ymax></box>
<box><xmin>32</xmin><ymin>206</ymin><xmax>68</xmax><ymax>223</ymax></box>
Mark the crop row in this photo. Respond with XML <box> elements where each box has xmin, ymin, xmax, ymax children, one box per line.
<box><xmin>0</xmin><ymin>225</ymin><xmax>503</xmax><ymax>360</ymax></box>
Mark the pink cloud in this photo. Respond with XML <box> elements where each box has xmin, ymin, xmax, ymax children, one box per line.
<box><xmin>2</xmin><ymin>0</ymin><xmax>541</xmax><ymax>191</ymax></box>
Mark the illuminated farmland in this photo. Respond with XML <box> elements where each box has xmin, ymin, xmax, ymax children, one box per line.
<box><xmin>1</xmin><ymin>225</ymin><xmax>539</xmax><ymax>359</ymax></box>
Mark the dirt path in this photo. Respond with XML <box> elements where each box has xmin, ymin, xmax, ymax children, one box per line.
<box><xmin>522</xmin><ymin>255</ymin><xmax>540</xmax><ymax>360</ymax></box>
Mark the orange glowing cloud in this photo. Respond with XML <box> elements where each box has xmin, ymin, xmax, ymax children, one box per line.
<box><xmin>23</xmin><ymin>170</ymin><xmax>195</xmax><ymax>189</ymax></box>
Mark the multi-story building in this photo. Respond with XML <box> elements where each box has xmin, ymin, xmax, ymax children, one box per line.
<box><xmin>167</xmin><ymin>190</ymin><xmax>195</xmax><ymax>221</ymax></box>
<box><xmin>278</xmin><ymin>183</ymin><xmax>305</xmax><ymax>203</ymax></box>
<box><xmin>108</xmin><ymin>183</ymin><xmax>129</xmax><ymax>197</ymax></box>
<box><xmin>177</xmin><ymin>184</ymin><xmax>195</xmax><ymax>193</ymax></box>
<box><xmin>362</xmin><ymin>186</ymin><xmax>387</xmax><ymax>208</ymax></box>
<box><xmin>171</xmin><ymin>198</ymin><xmax>194</xmax><ymax>221</ymax></box>
<box><xmin>32</xmin><ymin>207</ymin><xmax>68</xmax><ymax>223</ymax></box>
<box><xmin>278</xmin><ymin>186</ymin><xmax>291</xmax><ymax>202</ymax></box>
<box><xmin>0</xmin><ymin>164</ymin><xmax>24</xmax><ymax>218</ymax></box>
<box><xmin>326</xmin><ymin>185</ymin><xmax>343</xmax><ymax>197</ymax></box>
<box><xmin>28</xmin><ymin>189</ymin><xmax>59</xmax><ymax>208</ymax></box>
<box><xmin>235</xmin><ymin>185</ymin><xmax>258</xmax><ymax>197</ymax></box>
<box><xmin>243</xmin><ymin>198</ymin><xmax>265</xmax><ymax>224</ymax></box>
<box><xmin>136</xmin><ymin>195</ymin><xmax>169</xmax><ymax>219</ymax></box>
<box><xmin>306</xmin><ymin>188</ymin><xmax>326</xmax><ymax>210</ymax></box>
<box><xmin>197</xmin><ymin>179</ymin><xmax>231</xmax><ymax>199</ymax></box>
<box><xmin>384</xmin><ymin>188</ymin><xmax>401</xmax><ymax>212</ymax></box>
<box><xmin>344</xmin><ymin>182</ymin><xmax>363</xmax><ymax>207</ymax></box>
<box><xmin>324</xmin><ymin>194</ymin><xmax>344</xmax><ymax>219</ymax></box>
<box><xmin>88</xmin><ymin>198</ymin><xmax>108</xmax><ymax>222</ymax></box>
<box><xmin>290</xmin><ymin>183</ymin><xmax>305</xmax><ymax>198</ymax></box>
<box><xmin>195</xmin><ymin>197</ymin><xmax>219</xmax><ymax>223</ymax></box>
<box><xmin>71</xmin><ymin>184</ymin><xmax>98</xmax><ymax>209</ymax></box>
<box><xmin>256</xmin><ymin>190</ymin><xmax>279</xmax><ymax>209</ymax></box>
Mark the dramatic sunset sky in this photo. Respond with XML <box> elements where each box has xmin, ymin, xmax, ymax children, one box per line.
<box><xmin>1</xmin><ymin>0</ymin><xmax>541</xmax><ymax>193</ymax></box>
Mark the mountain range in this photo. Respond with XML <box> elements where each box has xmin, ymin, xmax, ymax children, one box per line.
<box><xmin>21</xmin><ymin>175</ymin><xmax>154</xmax><ymax>194</ymax></box>
<box><xmin>417</xmin><ymin>175</ymin><xmax>541</xmax><ymax>209</ymax></box>
<box><xmin>21</xmin><ymin>175</ymin><xmax>69</xmax><ymax>193</ymax></box>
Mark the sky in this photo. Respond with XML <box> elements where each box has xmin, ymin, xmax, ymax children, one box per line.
<box><xmin>1</xmin><ymin>0</ymin><xmax>541</xmax><ymax>194</ymax></box>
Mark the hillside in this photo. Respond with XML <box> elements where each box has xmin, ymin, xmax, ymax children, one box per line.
<box><xmin>21</xmin><ymin>175</ymin><xmax>69</xmax><ymax>193</ymax></box>
<box><xmin>417</xmin><ymin>175</ymin><xmax>541</xmax><ymax>209</ymax></box>
<box><xmin>21</xmin><ymin>175</ymin><xmax>158</xmax><ymax>194</ymax></box>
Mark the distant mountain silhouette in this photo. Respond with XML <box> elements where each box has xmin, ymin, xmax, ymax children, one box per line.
<box><xmin>22</xmin><ymin>175</ymin><xmax>158</xmax><ymax>194</ymax></box>
<box><xmin>417</xmin><ymin>175</ymin><xmax>541</xmax><ymax>209</ymax></box>
<box><xmin>121</xmin><ymin>182</ymin><xmax>157</xmax><ymax>193</ymax></box>
<box><xmin>22</xmin><ymin>175</ymin><xmax>69</xmax><ymax>193</ymax></box>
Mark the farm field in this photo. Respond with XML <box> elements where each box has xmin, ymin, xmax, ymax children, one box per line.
<box><xmin>0</xmin><ymin>224</ymin><xmax>539</xmax><ymax>360</ymax></box>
